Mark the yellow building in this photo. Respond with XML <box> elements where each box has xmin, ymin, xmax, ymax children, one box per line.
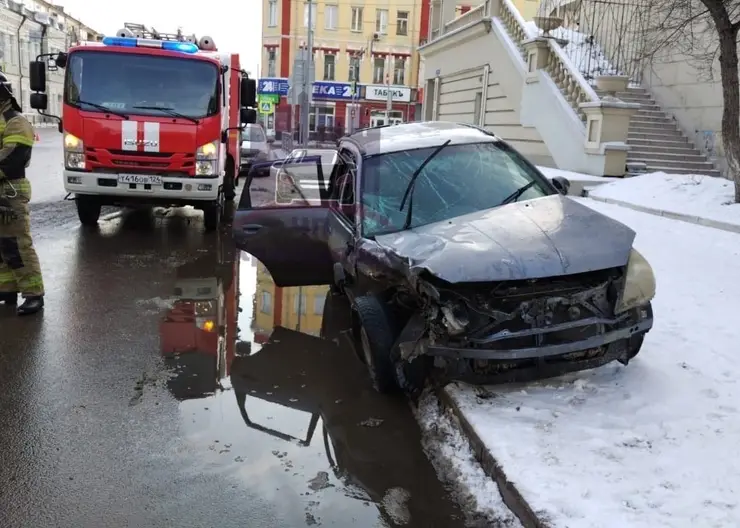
<box><xmin>252</xmin><ymin>262</ymin><xmax>328</xmax><ymax>340</ymax></box>
<box><xmin>260</xmin><ymin>0</ymin><xmax>425</xmax><ymax>133</ymax></box>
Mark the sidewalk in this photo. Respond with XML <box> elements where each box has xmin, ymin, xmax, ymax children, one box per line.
<box><xmin>419</xmin><ymin>175</ymin><xmax>740</xmax><ymax>527</ymax></box>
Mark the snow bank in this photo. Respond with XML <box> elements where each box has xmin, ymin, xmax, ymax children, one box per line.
<box><xmin>588</xmin><ymin>172</ymin><xmax>740</xmax><ymax>229</ymax></box>
<box><xmin>443</xmin><ymin>200</ymin><xmax>740</xmax><ymax>527</ymax></box>
<box><xmin>538</xmin><ymin>166</ymin><xmax>615</xmax><ymax>182</ymax></box>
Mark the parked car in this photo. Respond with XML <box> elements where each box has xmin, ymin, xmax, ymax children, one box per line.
<box><xmin>240</xmin><ymin>123</ymin><xmax>270</xmax><ymax>173</ymax></box>
<box><xmin>233</xmin><ymin>122</ymin><xmax>656</xmax><ymax>395</ymax></box>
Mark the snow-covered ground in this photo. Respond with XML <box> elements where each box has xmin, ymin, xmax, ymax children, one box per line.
<box><xmin>588</xmin><ymin>172</ymin><xmax>740</xmax><ymax>229</ymax></box>
<box><xmin>424</xmin><ymin>177</ymin><xmax>740</xmax><ymax>527</ymax></box>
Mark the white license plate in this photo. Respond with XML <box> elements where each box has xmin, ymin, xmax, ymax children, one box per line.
<box><xmin>118</xmin><ymin>174</ymin><xmax>163</xmax><ymax>185</ymax></box>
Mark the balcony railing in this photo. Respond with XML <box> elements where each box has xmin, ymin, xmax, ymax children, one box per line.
<box><xmin>443</xmin><ymin>3</ymin><xmax>487</xmax><ymax>33</ymax></box>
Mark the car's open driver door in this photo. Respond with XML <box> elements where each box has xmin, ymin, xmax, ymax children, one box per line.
<box><xmin>232</xmin><ymin>155</ymin><xmax>337</xmax><ymax>287</ymax></box>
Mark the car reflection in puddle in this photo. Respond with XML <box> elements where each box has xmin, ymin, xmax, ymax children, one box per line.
<box><xmin>231</xmin><ymin>289</ymin><xmax>467</xmax><ymax>527</ymax></box>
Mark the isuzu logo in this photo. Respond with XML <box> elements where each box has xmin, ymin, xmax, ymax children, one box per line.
<box><xmin>124</xmin><ymin>139</ymin><xmax>159</xmax><ymax>147</ymax></box>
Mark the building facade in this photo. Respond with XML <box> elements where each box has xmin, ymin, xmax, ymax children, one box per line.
<box><xmin>0</xmin><ymin>0</ymin><xmax>100</xmax><ymax>124</ymax></box>
<box><xmin>260</xmin><ymin>0</ymin><xmax>429</xmax><ymax>138</ymax></box>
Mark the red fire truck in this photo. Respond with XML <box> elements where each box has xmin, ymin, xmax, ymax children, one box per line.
<box><xmin>28</xmin><ymin>23</ymin><xmax>257</xmax><ymax>231</ymax></box>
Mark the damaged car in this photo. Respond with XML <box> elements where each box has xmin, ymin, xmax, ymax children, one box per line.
<box><xmin>233</xmin><ymin>121</ymin><xmax>656</xmax><ymax>395</ymax></box>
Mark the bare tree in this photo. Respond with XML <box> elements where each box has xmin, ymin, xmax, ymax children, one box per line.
<box><xmin>641</xmin><ymin>0</ymin><xmax>740</xmax><ymax>202</ymax></box>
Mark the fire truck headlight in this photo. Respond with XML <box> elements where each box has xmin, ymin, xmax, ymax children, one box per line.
<box><xmin>65</xmin><ymin>152</ymin><xmax>86</xmax><ymax>170</ymax></box>
<box><xmin>196</xmin><ymin>161</ymin><xmax>217</xmax><ymax>176</ymax></box>
<box><xmin>64</xmin><ymin>133</ymin><xmax>82</xmax><ymax>152</ymax></box>
<box><xmin>196</xmin><ymin>141</ymin><xmax>218</xmax><ymax>160</ymax></box>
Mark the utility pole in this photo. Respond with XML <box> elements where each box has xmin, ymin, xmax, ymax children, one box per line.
<box><xmin>300</xmin><ymin>0</ymin><xmax>314</xmax><ymax>147</ymax></box>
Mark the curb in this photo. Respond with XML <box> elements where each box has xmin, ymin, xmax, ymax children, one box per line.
<box><xmin>582</xmin><ymin>192</ymin><xmax>740</xmax><ymax>234</ymax></box>
<box><xmin>435</xmin><ymin>386</ymin><xmax>550</xmax><ymax>528</ymax></box>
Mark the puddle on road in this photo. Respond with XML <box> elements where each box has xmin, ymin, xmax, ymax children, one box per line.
<box><xmin>156</xmin><ymin>239</ymin><xmax>467</xmax><ymax>527</ymax></box>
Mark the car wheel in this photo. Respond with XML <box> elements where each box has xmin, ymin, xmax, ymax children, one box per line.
<box><xmin>76</xmin><ymin>195</ymin><xmax>102</xmax><ymax>226</ymax></box>
<box><xmin>353</xmin><ymin>295</ymin><xmax>399</xmax><ymax>394</ymax></box>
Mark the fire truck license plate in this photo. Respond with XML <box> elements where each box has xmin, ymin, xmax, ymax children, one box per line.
<box><xmin>118</xmin><ymin>174</ymin><xmax>163</xmax><ymax>185</ymax></box>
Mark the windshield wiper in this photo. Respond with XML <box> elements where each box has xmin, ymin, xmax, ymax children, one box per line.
<box><xmin>76</xmin><ymin>99</ymin><xmax>129</xmax><ymax>119</ymax></box>
<box><xmin>132</xmin><ymin>106</ymin><xmax>199</xmax><ymax>124</ymax></box>
<box><xmin>499</xmin><ymin>180</ymin><xmax>539</xmax><ymax>206</ymax></box>
<box><xmin>399</xmin><ymin>140</ymin><xmax>451</xmax><ymax>230</ymax></box>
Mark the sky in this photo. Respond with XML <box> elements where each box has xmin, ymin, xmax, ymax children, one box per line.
<box><xmin>47</xmin><ymin>0</ymin><xmax>263</xmax><ymax>75</ymax></box>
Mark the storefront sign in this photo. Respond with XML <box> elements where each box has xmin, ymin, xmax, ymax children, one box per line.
<box><xmin>258</xmin><ymin>78</ymin><xmax>290</xmax><ymax>96</ymax></box>
<box><xmin>312</xmin><ymin>81</ymin><xmax>357</xmax><ymax>100</ymax></box>
<box><xmin>259</xmin><ymin>93</ymin><xmax>280</xmax><ymax>104</ymax></box>
<box><xmin>365</xmin><ymin>85</ymin><xmax>411</xmax><ymax>103</ymax></box>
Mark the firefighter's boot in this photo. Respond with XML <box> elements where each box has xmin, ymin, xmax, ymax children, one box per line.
<box><xmin>0</xmin><ymin>291</ymin><xmax>17</xmax><ymax>305</ymax></box>
<box><xmin>17</xmin><ymin>295</ymin><xmax>43</xmax><ymax>315</ymax></box>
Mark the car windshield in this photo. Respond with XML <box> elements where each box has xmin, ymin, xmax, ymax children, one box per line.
<box><xmin>244</xmin><ymin>126</ymin><xmax>266</xmax><ymax>142</ymax></box>
<box><xmin>65</xmin><ymin>50</ymin><xmax>219</xmax><ymax>118</ymax></box>
<box><xmin>361</xmin><ymin>141</ymin><xmax>552</xmax><ymax>236</ymax></box>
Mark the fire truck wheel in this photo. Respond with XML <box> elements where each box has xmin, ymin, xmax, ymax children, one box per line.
<box><xmin>75</xmin><ymin>196</ymin><xmax>101</xmax><ymax>226</ymax></box>
<box><xmin>203</xmin><ymin>203</ymin><xmax>220</xmax><ymax>232</ymax></box>
<box><xmin>223</xmin><ymin>158</ymin><xmax>236</xmax><ymax>200</ymax></box>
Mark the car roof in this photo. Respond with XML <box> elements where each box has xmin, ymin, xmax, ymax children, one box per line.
<box><xmin>342</xmin><ymin>121</ymin><xmax>499</xmax><ymax>155</ymax></box>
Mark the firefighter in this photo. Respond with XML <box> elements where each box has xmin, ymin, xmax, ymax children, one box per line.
<box><xmin>0</xmin><ymin>72</ymin><xmax>44</xmax><ymax>315</ymax></box>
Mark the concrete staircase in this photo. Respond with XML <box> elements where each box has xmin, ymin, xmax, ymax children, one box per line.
<box><xmin>596</xmin><ymin>87</ymin><xmax>719</xmax><ymax>176</ymax></box>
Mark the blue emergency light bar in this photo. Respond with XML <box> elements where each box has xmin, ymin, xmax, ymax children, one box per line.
<box><xmin>101</xmin><ymin>36</ymin><xmax>198</xmax><ymax>54</ymax></box>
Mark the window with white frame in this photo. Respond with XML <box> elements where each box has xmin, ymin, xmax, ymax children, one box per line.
<box><xmin>348</xmin><ymin>55</ymin><xmax>360</xmax><ymax>82</ymax></box>
<box><xmin>267</xmin><ymin>49</ymin><xmax>277</xmax><ymax>77</ymax></box>
<box><xmin>323</xmin><ymin>53</ymin><xmax>335</xmax><ymax>81</ymax></box>
<box><xmin>373</xmin><ymin>56</ymin><xmax>385</xmax><ymax>84</ymax></box>
<box><xmin>268</xmin><ymin>0</ymin><xmax>278</xmax><ymax>27</ymax></box>
<box><xmin>309</xmin><ymin>106</ymin><xmax>335</xmax><ymax>132</ymax></box>
<box><xmin>313</xmin><ymin>295</ymin><xmax>325</xmax><ymax>315</ymax></box>
<box><xmin>351</xmin><ymin>6</ymin><xmax>363</xmax><ymax>32</ymax></box>
<box><xmin>396</xmin><ymin>11</ymin><xmax>409</xmax><ymax>36</ymax></box>
<box><xmin>325</xmin><ymin>4</ymin><xmax>338</xmax><ymax>30</ymax></box>
<box><xmin>304</xmin><ymin>2</ymin><xmax>317</xmax><ymax>28</ymax></box>
<box><xmin>375</xmin><ymin>9</ymin><xmax>388</xmax><ymax>34</ymax></box>
<box><xmin>393</xmin><ymin>56</ymin><xmax>406</xmax><ymax>85</ymax></box>
<box><xmin>293</xmin><ymin>292</ymin><xmax>307</xmax><ymax>314</ymax></box>
<box><xmin>260</xmin><ymin>291</ymin><xmax>272</xmax><ymax>313</ymax></box>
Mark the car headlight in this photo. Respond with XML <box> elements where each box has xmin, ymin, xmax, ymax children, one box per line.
<box><xmin>196</xmin><ymin>141</ymin><xmax>218</xmax><ymax>176</ymax></box>
<box><xmin>64</xmin><ymin>133</ymin><xmax>85</xmax><ymax>169</ymax></box>
<box><xmin>615</xmin><ymin>248</ymin><xmax>656</xmax><ymax>314</ymax></box>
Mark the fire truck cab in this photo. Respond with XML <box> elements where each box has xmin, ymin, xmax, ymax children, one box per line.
<box><xmin>28</xmin><ymin>23</ymin><xmax>258</xmax><ymax>231</ymax></box>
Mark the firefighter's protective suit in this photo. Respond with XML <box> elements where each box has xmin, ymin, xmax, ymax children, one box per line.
<box><xmin>0</xmin><ymin>77</ymin><xmax>44</xmax><ymax>315</ymax></box>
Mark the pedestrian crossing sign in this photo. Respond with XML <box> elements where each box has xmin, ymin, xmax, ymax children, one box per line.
<box><xmin>259</xmin><ymin>101</ymin><xmax>274</xmax><ymax>114</ymax></box>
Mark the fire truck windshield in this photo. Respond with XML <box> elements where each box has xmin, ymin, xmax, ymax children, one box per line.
<box><xmin>64</xmin><ymin>50</ymin><xmax>220</xmax><ymax>119</ymax></box>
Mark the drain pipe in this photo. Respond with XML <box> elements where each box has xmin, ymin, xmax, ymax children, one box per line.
<box><xmin>16</xmin><ymin>14</ymin><xmax>27</xmax><ymax>108</ymax></box>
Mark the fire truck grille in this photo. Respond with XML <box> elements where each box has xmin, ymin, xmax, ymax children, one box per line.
<box><xmin>85</xmin><ymin>148</ymin><xmax>196</xmax><ymax>173</ymax></box>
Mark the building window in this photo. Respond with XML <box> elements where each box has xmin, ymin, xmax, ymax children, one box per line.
<box><xmin>348</xmin><ymin>55</ymin><xmax>360</xmax><ymax>82</ymax></box>
<box><xmin>325</xmin><ymin>4</ymin><xmax>338</xmax><ymax>30</ymax></box>
<box><xmin>375</xmin><ymin>9</ymin><xmax>388</xmax><ymax>34</ymax></box>
<box><xmin>393</xmin><ymin>56</ymin><xmax>406</xmax><ymax>85</ymax></box>
<box><xmin>351</xmin><ymin>6</ymin><xmax>363</xmax><ymax>32</ymax></box>
<box><xmin>309</xmin><ymin>106</ymin><xmax>336</xmax><ymax>132</ymax></box>
<box><xmin>268</xmin><ymin>0</ymin><xmax>278</xmax><ymax>27</ymax></box>
<box><xmin>396</xmin><ymin>11</ymin><xmax>409</xmax><ymax>36</ymax></box>
<box><xmin>313</xmin><ymin>295</ymin><xmax>325</xmax><ymax>315</ymax></box>
<box><xmin>373</xmin><ymin>56</ymin><xmax>385</xmax><ymax>84</ymax></box>
<box><xmin>304</xmin><ymin>2</ymin><xmax>317</xmax><ymax>28</ymax></box>
<box><xmin>293</xmin><ymin>293</ymin><xmax>307</xmax><ymax>314</ymax></box>
<box><xmin>323</xmin><ymin>54</ymin><xmax>335</xmax><ymax>81</ymax></box>
<box><xmin>260</xmin><ymin>291</ymin><xmax>272</xmax><ymax>313</ymax></box>
<box><xmin>267</xmin><ymin>49</ymin><xmax>277</xmax><ymax>77</ymax></box>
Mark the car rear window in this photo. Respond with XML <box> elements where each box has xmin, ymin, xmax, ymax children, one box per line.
<box><xmin>244</xmin><ymin>127</ymin><xmax>266</xmax><ymax>142</ymax></box>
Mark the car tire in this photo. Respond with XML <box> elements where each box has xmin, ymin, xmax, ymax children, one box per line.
<box><xmin>76</xmin><ymin>195</ymin><xmax>101</xmax><ymax>226</ymax></box>
<box><xmin>353</xmin><ymin>295</ymin><xmax>399</xmax><ymax>394</ymax></box>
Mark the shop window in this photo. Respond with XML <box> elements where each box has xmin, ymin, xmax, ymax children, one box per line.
<box><xmin>309</xmin><ymin>106</ymin><xmax>336</xmax><ymax>132</ymax></box>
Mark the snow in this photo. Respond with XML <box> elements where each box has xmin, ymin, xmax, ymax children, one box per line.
<box><xmin>441</xmin><ymin>199</ymin><xmax>740</xmax><ymax>527</ymax></box>
<box><xmin>538</xmin><ymin>166</ymin><xmax>616</xmax><ymax>182</ymax></box>
<box><xmin>524</xmin><ymin>21</ymin><xmax>617</xmax><ymax>81</ymax></box>
<box><xmin>414</xmin><ymin>393</ymin><xmax>523</xmax><ymax>527</ymax></box>
<box><xmin>588</xmin><ymin>172</ymin><xmax>740</xmax><ymax>229</ymax></box>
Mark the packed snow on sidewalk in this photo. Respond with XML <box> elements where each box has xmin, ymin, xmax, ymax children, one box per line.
<box><xmin>434</xmin><ymin>200</ymin><xmax>740</xmax><ymax>528</ymax></box>
<box><xmin>588</xmin><ymin>172</ymin><xmax>740</xmax><ymax>228</ymax></box>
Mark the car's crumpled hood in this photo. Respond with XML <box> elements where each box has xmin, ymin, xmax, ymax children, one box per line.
<box><xmin>372</xmin><ymin>195</ymin><xmax>636</xmax><ymax>283</ymax></box>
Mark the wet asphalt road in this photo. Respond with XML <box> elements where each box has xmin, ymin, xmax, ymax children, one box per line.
<box><xmin>0</xmin><ymin>134</ymin><xmax>472</xmax><ymax>527</ymax></box>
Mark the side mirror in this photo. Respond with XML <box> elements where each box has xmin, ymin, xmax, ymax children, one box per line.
<box><xmin>240</xmin><ymin>107</ymin><xmax>257</xmax><ymax>124</ymax></box>
<box><xmin>551</xmin><ymin>176</ymin><xmax>571</xmax><ymax>195</ymax></box>
<box><xmin>241</xmin><ymin>78</ymin><xmax>256</xmax><ymax>108</ymax></box>
<box><xmin>29</xmin><ymin>61</ymin><xmax>47</xmax><ymax>92</ymax></box>
<box><xmin>30</xmin><ymin>92</ymin><xmax>48</xmax><ymax>110</ymax></box>
<box><xmin>55</xmin><ymin>52</ymin><xmax>68</xmax><ymax>69</ymax></box>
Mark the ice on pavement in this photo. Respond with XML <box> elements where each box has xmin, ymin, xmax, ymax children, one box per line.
<box><xmin>588</xmin><ymin>172</ymin><xmax>740</xmax><ymax>228</ymax></box>
<box><xmin>439</xmin><ymin>198</ymin><xmax>740</xmax><ymax>527</ymax></box>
